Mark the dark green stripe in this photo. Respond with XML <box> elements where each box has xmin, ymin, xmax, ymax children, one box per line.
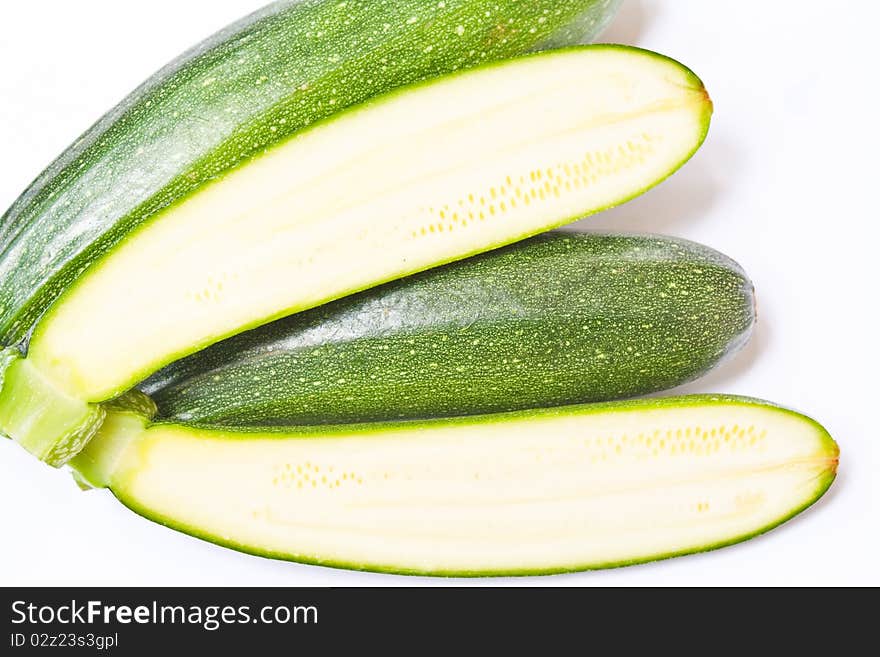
<box><xmin>145</xmin><ymin>233</ymin><xmax>755</xmax><ymax>425</ymax></box>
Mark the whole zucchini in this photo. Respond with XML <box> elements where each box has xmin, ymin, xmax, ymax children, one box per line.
<box><xmin>0</xmin><ymin>45</ymin><xmax>712</xmax><ymax>465</ymax></box>
<box><xmin>0</xmin><ymin>0</ymin><xmax>622</xmax><ymax>346</ymax></box>
<box><xmin>145</xmin><ymin>233</ymin><xmax>756</xmax><ymax>426</ymax></box>
<box><xmin>70</xmin><ymin>394</ymin><xmax>838</xmax><ymax>576</ymax></box>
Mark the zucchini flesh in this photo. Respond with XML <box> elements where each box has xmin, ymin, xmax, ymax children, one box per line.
<box><xmin>145</xmin><ymin>233</ymin><xmax>755</xmax><ymax>426</ymax></box>
<box><xmin>0</xmin><ymin>0</ymin><xmax>622</xmax><ymax>346</ymax></box>
<box><xmin>28</xmin><ymin>47</ymin><xmax>712</xmax><ymax>404</ymax></box>
<box><xmin>71</xmin><ymin>396</ymin><xmax>838</xmax><ymax>576</ymax></box>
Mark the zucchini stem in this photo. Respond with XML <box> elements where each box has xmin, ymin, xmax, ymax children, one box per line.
<box><xmin>69</xmin><ymin>394</ymin><xmax>155</xmax><ymax>489</ymax></box>
<box><xmin>0</xmin><ymin>348</ymin><xmax>105</xmax><ymax>466</ymax></box>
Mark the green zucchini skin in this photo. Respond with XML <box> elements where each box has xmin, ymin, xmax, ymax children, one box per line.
<box><xmin>0</xmin><ymin>0</ymin><xmax>620</xmax><ymax>347</ymax></box>
<box><xmin>144</xmin><ymin>233</ymin><xmax>756</xmax><ymax>426</ymax></box>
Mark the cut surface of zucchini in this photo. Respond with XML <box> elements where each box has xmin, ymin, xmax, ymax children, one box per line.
<box><xmin>73</xmin><ymin>396</ymin><xmax>836</xmax><ymax>576</ymax></box>
<box><xmin>30</xmin><ymin>46</ymin><xmax>712</xmax><ymax>402</ymax></box>
<box><xmin>0</xmin><ymin>0</ymin><xmax>623</xmax><ymax>347</ymax></box>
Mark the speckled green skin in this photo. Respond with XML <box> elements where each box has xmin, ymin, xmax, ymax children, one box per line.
<box><xmin>143</xmin><ymin>233</ymin><xmax>755</xmax><ymax>426</ymax></box>
<box><xmin>99</xmin><ymin>395</ymin><xmax>838</xmax><ymax>577</ymax></box>
<box><xmin>0</xmin><ymin>0</ymin><xmax>620</xmax><ymax>347</ymax></box>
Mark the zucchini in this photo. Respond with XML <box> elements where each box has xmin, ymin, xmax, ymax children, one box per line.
<box><xmin>70</xmin><ymin>395</ymin><xmax>838</xmax><ymax>576</ymax></box>
<box><xmin>0</xmin><ymin>0</ymin><xmax>622</xmax><ymax>347</ymax></box>
<box><xmin>0</xmin><ymin>45</ymin><xmax>712</xmax><ymax>465</ymax></box>
<box><xmin>145</xmin><ymin>233</ymin><xmax>755</xmax><ymax>426</ymax></box>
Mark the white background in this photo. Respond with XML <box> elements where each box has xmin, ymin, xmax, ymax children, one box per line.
<box><xmin>0</xmin><ymin>1</ymin><xmax>877</xmax><ymax>586</ymax></box>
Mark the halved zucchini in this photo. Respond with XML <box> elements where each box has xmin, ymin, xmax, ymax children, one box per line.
<box><xmin>0</xmin><ymin>0</ymin><xmax>623</xmax><ymax>346</ymax></box>
<box><xmin>2</xmin><ymin>46</ymin><xmax>713</xmax><ymax>464</ymax></box>
<box><xmin>72</xmin><ymin>395</ymin><xmax>837</xmax><ymax>576</ymax></box>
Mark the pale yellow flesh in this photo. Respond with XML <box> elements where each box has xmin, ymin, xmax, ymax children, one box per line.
<box><xmin>30</xmin><ymin>49</ymin><xmax>710</xmax><ymax>400</ymax></box>
<box><xmin>107</xmin><ymin>403</ymin><xmax>836</xmax><ymax>574</ymax></box>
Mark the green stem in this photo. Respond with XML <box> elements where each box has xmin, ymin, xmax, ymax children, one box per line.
<box><xmin>69</xmin><ymin>390</ymin><xmax>155</xmax><ymax>489</ymax></box>
<box><xmin>0</xmin><ymin>348</ymin><xmax>105</xmax><ymax>467</ymax></box>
